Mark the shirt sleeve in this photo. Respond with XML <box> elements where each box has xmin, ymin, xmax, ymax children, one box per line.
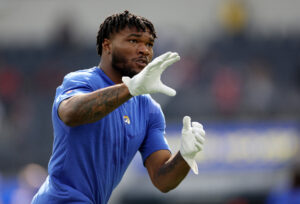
<box><xmin>53</xmin><ymin>71</ymin><xmax>94</xmax><ymax>120</ymax></box>
<box><xmin>139</xmin><ymin>96</ymin><xmax>171</xmax><ymax>163</ymax></box>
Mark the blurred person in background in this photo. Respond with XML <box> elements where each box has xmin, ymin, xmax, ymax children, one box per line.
<box><xmin>31</xmin><ymin>10</ymin><xmax>206</xmax><ymax>204</ymax></box>
<box><xmin>10</xmin><ymin>164</ymin><xmax>47</xmax><ymax>204</ymax></box>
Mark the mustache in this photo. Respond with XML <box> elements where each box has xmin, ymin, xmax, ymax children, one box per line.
<box><xmin>134</xmin><ymin>57</ymin><xmax>149</xmax><ymax>64</ymax></box>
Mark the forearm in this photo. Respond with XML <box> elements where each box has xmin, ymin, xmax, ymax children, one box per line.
<box><xmin>154</xmin><ymin>152</ymin><xmax>190</xmax><ymax>193</ymax></box>
<box><xmin>59</xmin><ymin>83</ymin><xmax>132</xmax><ymax>126</ymax></box>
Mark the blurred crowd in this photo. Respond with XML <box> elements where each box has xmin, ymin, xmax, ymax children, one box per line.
<box><xmin>0</xmin><ymin>24</ymin><xmax>299</xmax><ymax>203</ymax></box>
<box><xmin>0</xmin><ymin>1</ymin><xmax>300</xmax><ymax>203</ymax></box>
<box><xmin>163</xmin><ymin>31</ymin><xmax>300</xmax><ymax>121</ymax></box>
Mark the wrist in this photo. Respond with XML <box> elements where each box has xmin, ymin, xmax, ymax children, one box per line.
<box><xmin>122</xmin><ymin>83</ymin><xmax>134</xmax><ymax>97</ymax></box>
<box><xmin>180</xmin><ymin>153</ymin><xmax>198</xmax><ymax>175</ymax></box>
<box><xmin>180</xmin><ymin>144</ymin><xmax>199</xmax><ymax>175</ymax></box>
<box><xmin>122</xmin><ymin>77</ymin><xmax>137</xmax><ymax>96</ymax></box>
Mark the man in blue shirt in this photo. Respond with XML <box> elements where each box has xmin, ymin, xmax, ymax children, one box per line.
<box><xmin>32</xmin><ymin>10</ymin><xmax>206</xmax><ymax>204</ymax></box>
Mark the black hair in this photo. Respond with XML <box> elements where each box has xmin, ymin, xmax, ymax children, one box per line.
<box><xmin>96</xmin><ymin>10</ymin><xmax>157</xmax><ymax>56</ymax></box>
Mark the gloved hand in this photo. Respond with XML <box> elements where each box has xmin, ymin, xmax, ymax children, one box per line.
<box><xmin>180</xmin><ymin>116</ymin><xmax>206</xmax><ymax>175</ymax></box>
<box><xmin>122</xmin><ymin>51</ymin><xmax>180</xmax><ymax>96</ymax></box>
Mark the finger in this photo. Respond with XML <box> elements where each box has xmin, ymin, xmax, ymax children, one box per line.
<box><xmin>149</xmin><ymin>52</ymin><xmax>179</xmax><ymax>72</ymax></box>
<box><xmin>161</xmin><ymin>53</ymin><xmax>180</xmax><ymax>70</ymax></box>
<box><xmin>158</xmin><ymin>83</ymin><xmax>176</xmax><ymax>96</ymax></box>
<box><xmin>192</xmin><ymin>122</ymin><xmax>203</xmax><ymax>129</ymax></box>
<box><xmin>147</xmin><ymin>52</ymin><xmax>172</xmax><ymax>72</ymax></box>
<box><xmin>155</xmin><ymin>51</ymin><xmax>172</xmax><ymax>63</ymax></box>
<box><xmin>183</xmin><ymin>116</ymin><xmax>191</xmax><ymax>131</ymax></box>
<box><xmin>195</xmin><ymin>142</ymin><xmax>202</xmax><ymax>151</ymax></box>
<box><xmin>169</xmin><ymin>52</ymin><xmax>179</xmax><ymax>58</ymax></box>
<box><xmin>192</xmin><ymin>127</ymin><xmax>205</xmax><ymax>136</ymax></box>
<box><xmin>161</xmin><ymin>57</ymin><xmax>180</xmax><ymax>72</ymax></box>
<box><xmin>195</xmin><ymin>134</ymin><xmax>205</xmax><ymax>144</ymax></box>
<box><xmin>150</xmin><ymin>54</ymin><xmax>179</xmax><ymax>73</ymax></box>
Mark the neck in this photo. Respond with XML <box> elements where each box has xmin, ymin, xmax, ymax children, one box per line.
<box><xmin>99</xmin><ymin>59</ymin><xmax>123</xmax><ymax>84</ymax></box>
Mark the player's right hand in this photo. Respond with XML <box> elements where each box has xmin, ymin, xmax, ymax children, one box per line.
<box><xmin>122</xmin><ymin>51</ymin><xmax>180</xmax><ymax>96</ymax></box>
<box><xmin>180</xmin><ymin>116</ymin><xmax>206</xmax><ymax>175</ymax></box>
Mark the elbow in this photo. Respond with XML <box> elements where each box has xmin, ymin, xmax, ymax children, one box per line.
<box><xmin>60</xmin><ymin>112</ymin><xmax>76</xmax><ymax>127</ymax></box>
<box><xmin>62</xmin><ymin>115</ymin><xmax>77</xmax><ymax>127</ymax></box>
<box><xmin>159</xmin><ymin>188</ymin><xmax>171</xmax><ymax>194</ymax></box>
<box><xmin>155</xmin><ymin>183</ymin><xmax>176</xmax><ymax>193</ymax></box>
<box><xmin>151</xmin><ymin>172</ymin><xmax>180</xmax><ymax>193</ymax></box>
<box><xmin>59</xmin><ymin>107</ymin><xmax>79</xmax><ymax>127</ymax></box>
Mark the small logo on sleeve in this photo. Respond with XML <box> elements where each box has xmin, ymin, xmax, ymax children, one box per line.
<box><xmin>66</xmin><ymin>90</ymin><xmax>73</xmax><ymax>94</ymax></box>
<box><xmin>123</xmin><ymin>116</ymin><xmax>130</xmax><ymax>125</ymax></box>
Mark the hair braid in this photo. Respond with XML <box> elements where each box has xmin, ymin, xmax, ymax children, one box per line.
<box><xmin>96</xmin><ymin>10</ymin><xmax>157</xmax><ymax>56</ymax></box>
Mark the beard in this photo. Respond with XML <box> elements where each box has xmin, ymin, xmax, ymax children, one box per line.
<box><xmin>111</xmin><ymin>51</ymin><xmax>138</xmax><ymax>78</ymax></box>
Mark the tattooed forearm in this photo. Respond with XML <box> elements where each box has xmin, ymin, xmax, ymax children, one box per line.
<box><xmin>76</xmin><ymin>87</ymin><xmax>119</xmax><ymax>119</ymax></box>
<box><xmin>64</xmin><ymin>84</ymin><xmax>131</xmax><ymax>126</ymax></box>
<box><xmin>157</xmin><ymin>153</ymin><xmax>182</xmax><ymax>176</ymax></box>
<box><xmin>152</xmin><ymin>152</ymin><xmax>190</xmax><ymax>192</ymax></box>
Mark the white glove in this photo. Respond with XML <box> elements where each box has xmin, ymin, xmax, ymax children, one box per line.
<box><xmin>122</xmin><ymin>51</ymin><xmax>180</xmax><ymax>96</ymax></box>
<box><xmin>180</xmin><ymin>116</ymin><xmax>206</xmax><ymax>175</ymax></box>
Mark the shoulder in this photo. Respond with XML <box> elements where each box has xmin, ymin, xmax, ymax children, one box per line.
<box><xmin>60</xmin><ymin>67</ymin><xmax>101</xmax><ymax>89</ymax></box>
<box><xmin>63</xmin><ymin>67</ymin><xmax>97</xmax><ymax>82</ymax></box>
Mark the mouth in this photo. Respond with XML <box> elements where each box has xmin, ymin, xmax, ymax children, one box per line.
<box><xmin>135</xmin><ymin>58</ymin><xmax>148</xmax><ymax>68</ymax></box>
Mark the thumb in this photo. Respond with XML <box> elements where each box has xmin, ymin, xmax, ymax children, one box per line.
<box><xmin>158</xmin><ymin>83</ymin><xmax>176</xmax><ymax>96</ymax></box>
<box><xmin>122</xmin><ymin>76</ymin><xmax>131</xmax><ymax>86</ymax></box>
<box><xmin>182</xmin><ymin>116</ymin><xmax>191</xmax><ymax>131</ymax></box>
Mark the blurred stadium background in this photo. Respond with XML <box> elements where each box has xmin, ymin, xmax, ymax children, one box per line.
<box><xmin>0</xmin><ymin>0</ymin><xmax>300</xmax><ymax>203</ymax></box>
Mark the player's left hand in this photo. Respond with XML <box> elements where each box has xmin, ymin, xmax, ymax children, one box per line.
<box><xmin>180</xmin><ymin>116</ymin><xmax>206</xmax><ymax>175</ymax></box>
<box><xmin>122</xmin><ymin>51</ymin><xmax>180</xmax><ymax>96</ymax></box>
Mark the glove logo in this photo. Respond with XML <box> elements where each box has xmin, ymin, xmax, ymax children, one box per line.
<box><xmin>123</xmin><ymin>116</ymin><xmax>130</xmax><ymax>125</ymax></box>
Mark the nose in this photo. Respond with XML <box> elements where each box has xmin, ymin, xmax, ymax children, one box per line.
<box><xmin>137</xmin><ymin>44</ymin><xmax>150</xmax><ymax>56</ymax></box>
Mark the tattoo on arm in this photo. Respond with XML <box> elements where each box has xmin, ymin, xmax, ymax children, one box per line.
<box><xmin>157</xmin><ymin>153</ymin><xmax>182</xmax><ymax>176</ymax></box>
<box><xmin>71</xmin><ymin>85</ymin><xmax>130</xmax><ymax>124</ymax></box>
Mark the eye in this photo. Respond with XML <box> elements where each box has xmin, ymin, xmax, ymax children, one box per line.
<box><xmin>129</xmin><ymin>39</ymin><xmax>138</xmax><ymax>44</ymax></box>
<box><xmin>146</xmin><ymin>43</ymin><xmax>154</xmax><ymax>48</ymax></box>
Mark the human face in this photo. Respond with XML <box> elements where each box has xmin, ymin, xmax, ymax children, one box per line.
<box><xmin>110</xmin><ymin>27</ymin><xmax>154</xmax><ymax>77</ymax></box>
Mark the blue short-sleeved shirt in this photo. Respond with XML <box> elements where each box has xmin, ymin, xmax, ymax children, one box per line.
<box><xmin>32</xmin><ymin>67</ymin><xmax>170</xmax><ymax>204</ymax></box>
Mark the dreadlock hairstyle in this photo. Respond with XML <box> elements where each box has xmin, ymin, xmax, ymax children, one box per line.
<box><xmin>96</xmin><ymin>10</ymin><xmax>157</xmax><ymax>56</ymax></box>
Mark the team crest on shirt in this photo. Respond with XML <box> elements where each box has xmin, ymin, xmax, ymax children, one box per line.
<box><xmin>123</xmin><ymin>115</ymin><xmax>130</xmax><ymax>125</ymax></box>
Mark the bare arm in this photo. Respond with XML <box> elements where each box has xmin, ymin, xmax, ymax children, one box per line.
<box><xmin>145</xmin><ymin>150</ymin><xmax>190</xmax><ymax>193</ymax></box>
<box><xmin>58</xmin><ymin>83</ymin><xmax>132</xmax><ymax>126</ymax></box>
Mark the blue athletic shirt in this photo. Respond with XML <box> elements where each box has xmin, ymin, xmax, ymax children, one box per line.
<box><xmin>32</xmin><ymin>67</ymin><xmax>170</xmax><ymax>204</ymax></box>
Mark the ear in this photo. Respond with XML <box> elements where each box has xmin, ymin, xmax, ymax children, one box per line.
<box><xmin>102</xmin><ymin>39</ymin><xmax>112</xmax><ymax>55</ymax></box>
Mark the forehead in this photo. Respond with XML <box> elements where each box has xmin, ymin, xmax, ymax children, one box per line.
<box><xmin>111</xmin><ymin>26</ymin><xmax>154</xmax><ymax>40</ymax></box>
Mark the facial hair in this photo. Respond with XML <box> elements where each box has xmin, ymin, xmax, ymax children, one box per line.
<box><xmin>111</xmin><ymin>50</ymin><xmax>138</xmax><ymax>78</ymax></box>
